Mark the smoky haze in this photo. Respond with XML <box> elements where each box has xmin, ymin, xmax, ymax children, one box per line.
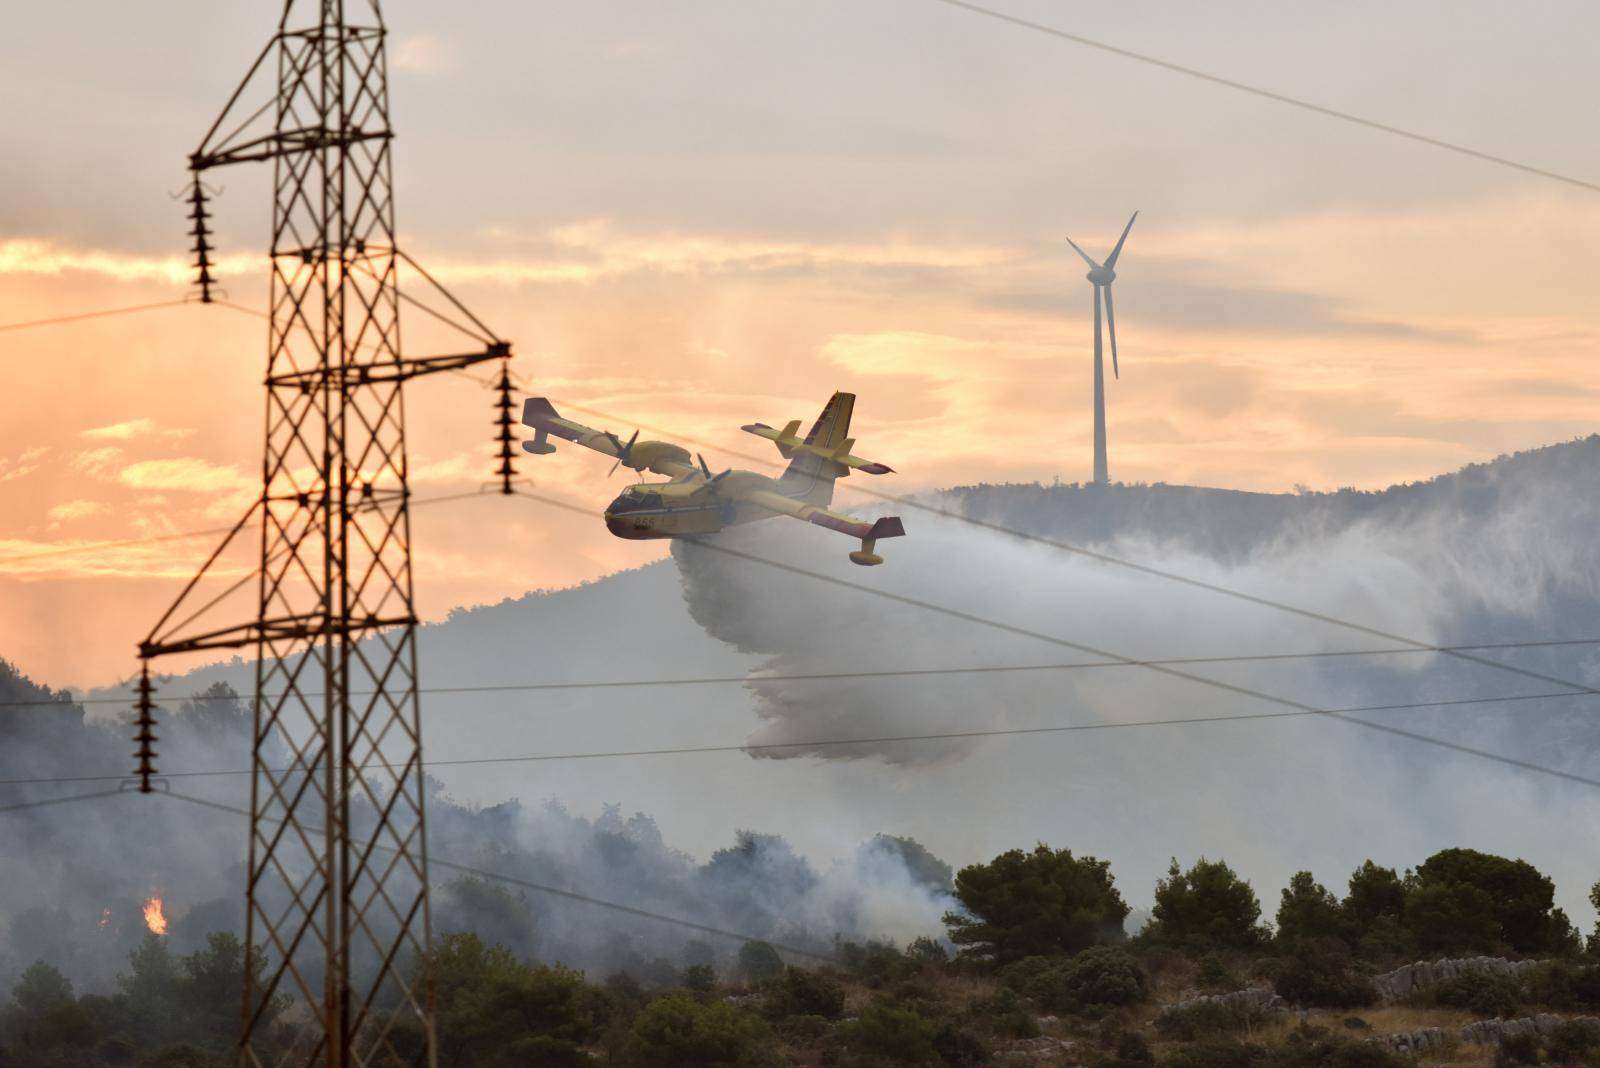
<box><xmin>10</xmin><ymin>436</ymin><xmax>1600</xmax><ymax>995</ymax></box>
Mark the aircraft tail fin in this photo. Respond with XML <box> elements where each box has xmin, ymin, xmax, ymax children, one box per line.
<box><xmin>777</xmin><ymin>392</ymin><xmax>855</xmax><ymax>505</ymax></box>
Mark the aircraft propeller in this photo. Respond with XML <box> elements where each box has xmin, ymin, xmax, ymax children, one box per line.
<box><xmin>697</xmin><ymin>453</ymin><xmax>732</xmax><ymax>486</ymax></box>
<box><xmin>605</xmin><ymin>429</ymin><xmax>640</xmax><ymax>476</ymax></box>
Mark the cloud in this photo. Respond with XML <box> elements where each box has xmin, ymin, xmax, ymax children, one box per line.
<box><xmin>0</xmin><ymin>447</ymin><xmax>49</xmax><ymax>484</ymax></box>
<box><xmin>0</xmin><ymin>240</ymin><xmax>254</xmax><ymax>285</ymax></box>
<box><xmin>117</xmin><ymin>458</ymin><xmax>252</xmax><ymax>494</ymax></box>
<box><xmin>81</xmin><ymin>418</ymin><xmax>156</xmax><ymax>441</ymax></box>
<box><xmin>71</xmin><ymin>447</ymin><xmax>124</xmax><ymax>477</ymax></box>
<box><xmin>47</xmin><ymin>500</ymin><xmax>109</xmax><ymax>523</ymax></box>
<box><xmin>392</xmin><ymin>34</ymin><xmax>451</xmax><ymax>74</ymax></box>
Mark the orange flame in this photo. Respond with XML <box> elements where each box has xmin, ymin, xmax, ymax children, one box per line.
<box><xmin>99</xmin><ymin>908</ymin><xmax>111</xmax><ymax>929</ymax></box>
<box><xmin>142</xmin><ymin>896</ymin><xmax>168</xmax><ymax>936</ymax></box>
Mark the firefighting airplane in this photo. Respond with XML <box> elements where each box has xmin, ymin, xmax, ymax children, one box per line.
<box><xmin>521</xmin><ymin>392</ymin><xmax>906</xmax><ymax>565</ymax></box>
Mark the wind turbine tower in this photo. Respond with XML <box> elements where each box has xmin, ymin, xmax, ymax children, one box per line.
<box><xmin>1066</xmin><ymin>212</ymin><xmax>1137</xmax><ymax>485</ymax></box>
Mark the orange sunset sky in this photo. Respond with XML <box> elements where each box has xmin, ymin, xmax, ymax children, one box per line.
<box><xmin>2</xmin><ymin>0</ymin><xmax>1598</xmax><ymax>685</ymax></box>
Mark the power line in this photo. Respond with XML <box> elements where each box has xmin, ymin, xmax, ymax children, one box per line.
<box><xmin>0</xmin><ymin>487</ymin><xmax>500</xmax><ymax>569</ymax></box>
<box><xmin>7</xmin><ymin>636</ymin><xmax>1595</xmax><ymax>713</ymax></box>
<box><xmin>0</xmin><ymin>299</ymin><xmax>192</xmax><ymax>334</ymax></box>
<box><xmin>2</xmin><ymin>685</ymin><xmax>1588</xmax><ymax>790</ymax></box>
<box><xmin>513</xmin><ymin>488</ymin><xmax>1600</xmax><ymax>791</ymax></box>
<box><xmin>923</xmin><ymin>0</ymin><xmax>1600</xmax><ymax>195</ymax></box>
<box><xmin>160</xmin><ymin>790</ymin><xmax>832</xmax><ymax>962</ymax></box>
<box><xmin>0</xmin><ymin>787</ymin><xmax>127</xmax><ymax>816</ymax></box>
<box><xmin>552</xmin><ymin>399</ymin><xmax>1600</xmax><ymax>704</ymax></box>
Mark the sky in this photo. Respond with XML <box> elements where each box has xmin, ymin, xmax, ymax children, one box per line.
<box><xmin>2</xmin><ymin>0</ymin><xmax>1598</xmax><ymax>685</ymax></box>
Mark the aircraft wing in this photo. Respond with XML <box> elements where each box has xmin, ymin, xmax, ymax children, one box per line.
<box><xmin>521</xmin><ymin>398</ymin><xmax>694</xmax><ymax>476</ymax></box>
<box><xmin>742</xmin><ymin>488</ymin><xmax>905</xmax><ymax>566</ymax></box>
<box><xmin>740</xmin><ymin>421</ymin><xmax>894</xmax><ymax>475</ymax></box>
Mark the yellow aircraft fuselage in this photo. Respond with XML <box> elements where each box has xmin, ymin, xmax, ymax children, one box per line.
<box><xmin>522</xmin><ymin>393</ymin><xmax>906</xmax><ymax>564</ymax></box>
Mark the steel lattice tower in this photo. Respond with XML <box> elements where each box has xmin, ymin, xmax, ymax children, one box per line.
<box><xmin>135</xmin><ymin>3</ymin><xmax>512</xmax><ymax>1064</ymax></box>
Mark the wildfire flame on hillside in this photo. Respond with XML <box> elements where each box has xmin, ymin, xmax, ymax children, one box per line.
<box><xmin>142</xmin><ymin>896</ymin><xmax>167</xmax><ymax>936</ymax></box>
<box><xmin>99</xmin><ymin>908</ymin><xmax>111</xmax><ymax>929</ymax></box>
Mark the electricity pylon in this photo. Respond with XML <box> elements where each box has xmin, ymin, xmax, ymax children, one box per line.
<box><xmin>134</xmin><ymin>3</ymin><xmax>512</xmax><ymax>1064</ymax></box>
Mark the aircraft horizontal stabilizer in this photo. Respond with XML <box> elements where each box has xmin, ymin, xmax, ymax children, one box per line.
<box><xmin>740</xmin><ymin>422</ymin><xmax>894</xmax><ymax>475</ymax></box>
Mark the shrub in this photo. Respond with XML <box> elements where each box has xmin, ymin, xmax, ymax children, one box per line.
<box><xmin>1147</xmin><ymin>859</ymin><xmax>1266</xmax><ymax>952</ymax></box>
<box><xmin>965</xmin><ymin>987</ymin><xmax>1039</xmax><ymax>1039</ymax></box>
<box><xmin>837</xmin><ymin>997</ymin><xmax>943</xmax><ymax>1066</ymax></box>
<box><xmin>1496</xmin><ymin>1032</ymin><xmax>1540</xmax><ymax>1066</ymax></box>
<box><xmin>684</xmin><ymin>964</ymin><xmax>717</xmax><ymax>993</ymax></box>
<box><xmin>1001</xmin><ymin>947</ymin><xmax>1146</xmax><ymax>1012</ymax></box>
<box><xmin>764</xmin><ymin>967</ymin><xmax>845</xmax><ymax>1021</ymax></box>
<box><xmin>1272</xmin><ymin>944</ymin><xmax>1375</xmax><ymax>1009</ymax></box>
<box><xmin>1524</xmin><ymin>960</ymin><xmax>1600</xmax><ymax>1011</ymax></box>
<box><xmin>1431</xmin><ymin>970</ymin><xmax>1522</xmax><ymax>1018</ymax></box>
<box><xmin>1154</xmin><ymin>1001</ymin><xmax>1264</xmax><ymax>1042</ymax></box>
<box><xmin>1095</xmin><ymin>1032</ymin><xmax>1155</xmax><ymax>1067</ymax></box>
<box><xmin>1548</xmin><ymin>1018</ymin><xmax>1600</xmax><ymax>1063</ymax></box>
<box><xmin>1268</xmin><ymin>1024</ymin><xmax>1405</xmax><ymax>1067</ymax></box>
<box><xmin>623</xmin><ymin>992</ymin><xmax>769</xmax><ymax>1067</ymax></box>
<box><xmin>1158</xmin><ymin>1038</ymin><xmax>1259</xmax><ymax>1068</ymax></box>
<box><xmin>837</xmin><ymin>941</ymin><xmax>919</xmax><ymax>987</ymax></box>
<box><xmin>944</xmin><ymin>845</ymin><xmax>1130</xmax><ymax>963</ymax></box>
<box><xmin>931</xmin><ymin>1020</ymin><xmax>989</xmax><ymax>1066</ymax></box>
<box><xmin>736</xmin><ymin>941</ymin><xmax>785</xmax><ymax>983</ymax></box>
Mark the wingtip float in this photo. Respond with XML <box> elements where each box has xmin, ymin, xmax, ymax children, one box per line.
<box><xmin>522</xmin><ymin>392</ymin><xmax>906</xmax><ymax>566</ymax></box>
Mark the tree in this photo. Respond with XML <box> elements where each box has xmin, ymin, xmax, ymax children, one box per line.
<box><xmin>1408</xmin><ymin>849</ymin><xmax>1573</xmax><ymax>954</ymax></box>
<box><xmin>6</xmin><ymin>961</ymin><xmax>93</xmax><ymax>1054</ymax></box>
<box><xmin>859</xmin><ymin>836</ymin><xmax>955</xmax><ymax>895</ymax></box>
<box><xmin>419</xmin><ymin>932</ymin><xmax>601</xmax><ymax>1067</ymax></box>
<box><xmin>1147</xmin><ymin>858</ymin><xmax>1265</xmax><ymax>951</ymax></box>
<box><xmin>1343</xmin><ymin>862</ymin><xmax>1406</xmax><ymax>928</ymax></box>
<box><xmin>623</xmin><ymin>993</ymin><xmax>769</xmax><ymax>1067</ymax></box>
<box><xmin>944</xmin><ymin>845</ymin><xmax>1129</xmax><ymax>963</ymax></box>
<box><xmin>1276</xmin><ymin>872</ymin><xmax>1350</xmax><ymax>949</ymax></box>
<box><xmin>178</xmin><ymin>932</ymin><xmax>253</xmax><ymax>1050</ymax></box>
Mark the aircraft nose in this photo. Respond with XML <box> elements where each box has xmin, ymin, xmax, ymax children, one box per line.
<box><xmin>604</xmin><ymin>512</ymin><xmax>648</xmax><ymax>539</ymax></box>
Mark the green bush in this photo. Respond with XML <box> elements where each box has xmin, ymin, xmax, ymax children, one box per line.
<box><xmin>1547</xmin><ymin>1018</ymin><xmax>1600</xmax><ymax>1063</ymax></box>
<box><xmin>1496</xmin><ymin>1032</ymin><xmax>1540</xmax><ymax>1067</ymax></box>
<box><xmin>964</xmin><ymin>987</ymin><xmax>1039</xmax><ymax>1039</ymax></box>
<box><xmin>737</xmin><ymin>941</ymin><xmax>785</xmax><ymax>983</ymax></box>
<box><xmin>1001</xmin><ymin>947</ymin><xmax>1147</xmax><ymax>1012</ymax></box>
<box><xmin>1525</xmin><ymin>960</ymin><xmax>1600</xmax><ymax>1011</ymax></box>
<box><xmin>836</xmin><ymin>941</ymin><xmax>919</xmax><ymax>987</ymax></box>
<box><xmin>944</xmin><ymin>845</ymin><xmax>1130</xmax><ymax>963</ymax></box>
<box><xmin>930</xmin><ymin>1021</ymin><xmax>989</xmax><ymax>1066</ymax></box>
<box><xmin>1095</xmin><ymin>1032</ymin><xmax>1155</xmax><ymax>1067</ymax></box>
<box><xmin>1431</xmin><ymin>970</ymin><xmax>1522</xmax><ymax>1018</ymax></box>
<box><xmin>1272</xmin><ymin>945</ymin><xmax>1375</xmax><ymax>1009</ymax></box>
<box><xmin>623</xmin><ymin>992</ymin><xmax>769</xmax><ymax>1067</ymax></box>
<box><xmin>1154</xmin><ymin>1001</ymin><xmax>1263</xmax><ymax>1042</ymax></box>
<box><xmin>1158</xmin><ymin>1038</ymin><xmax>1259</xmax><ymax>1068</ymax></box>
<box><xmin>1267</xmin><ymin>1024</ymin><xmax>1406</xmax><ymax>1067</ymax></box>
<box><xmin>764</xmin><ymin>967</ymin><xmax>845</xmax><ymax>1021</ymax></box>
<box><xmin>684</xmin><ymin>964</ymin><xmax>718</xmax><ymax>992</ymax></box>
<box><xmin>837</xmin><ymin>998</ymin><xmax>943</xmax><ymax>1066</ymax></box>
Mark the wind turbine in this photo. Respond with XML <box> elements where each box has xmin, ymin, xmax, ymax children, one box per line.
<box><xmin>1065</xmin><ymin>211</ymin><xmax>1137</xmax><ymax>486</ymax></box>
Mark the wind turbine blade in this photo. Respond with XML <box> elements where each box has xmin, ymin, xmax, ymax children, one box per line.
<box><xmin>1064</xmin><ymin>235</ymin><xmax>1101</xmax><ymax>270</ymax></box>
<box><xmin>1104</xmin><ymin>284</ymin><xmax>1120</xmax><ymax>379</ymax></box>
<box><xmin>1104</xmin><ymin>211</ymin><xmax>1138</xmax><ymax>270</ymax></box>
